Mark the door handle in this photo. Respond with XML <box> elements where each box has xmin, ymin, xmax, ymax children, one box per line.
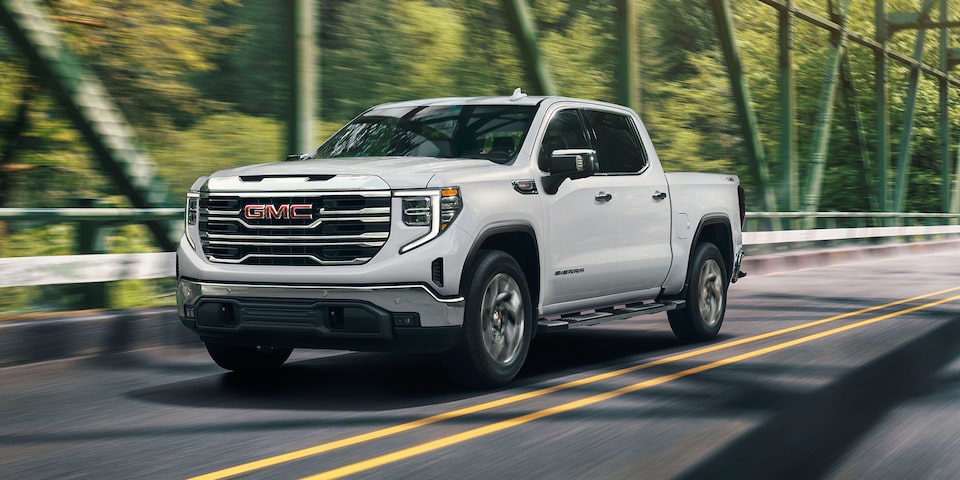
<box><xmin>595</xmin><ymin>192</ymin><xmax>613</xmax><ymax>202</ymax></box>
<box><xmin>652</xmin><ymin>191</ymin><xmax>667</xmax><ymax>201</ymax></box>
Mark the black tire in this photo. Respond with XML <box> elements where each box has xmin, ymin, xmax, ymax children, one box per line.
<box><xmin>443</xmin><ymin>250</ymin><xmax>533</xmax><ymax>388</ymax></box>
<box><xmin>668</xmin><ymin>242</ymin><xmax>728</xmax><ymax>341</ymax></box>
<box><xmin>204</xmin><ymin>343</ymin><xmax>293</xmax><ymax>373</ymax></box>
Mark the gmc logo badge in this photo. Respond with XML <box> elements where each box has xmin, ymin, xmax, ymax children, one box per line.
<box><xmin>244</xmin><ymin>204</ymin><xmax>313</xmax><ymax>220</ymax></box>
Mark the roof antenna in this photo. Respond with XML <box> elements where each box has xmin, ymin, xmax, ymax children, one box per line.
<box><xmin>509</xmin><ymin>88</ymin><xmax>527</xmax><ymax>101</ymax></box>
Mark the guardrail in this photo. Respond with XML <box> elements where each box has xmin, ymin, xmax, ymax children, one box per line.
<box><xmin>743</xmin><ymin>211</ymin><xmax>960</xmax><ymax>246</ymax></box>
<box><xmin>0</xmin><ymin>208</ymin><xmax>181</xmax><ymax>307</ymax></box>
<box><xmin>0</xmin><ymin>207</ymin><xmax>183</xmax><ymax>221</ymax></box>
<box><xmin>1</xmin><ymin>208</ymin><xmax>959</xmax><ymax>293</ymax></box>
<box><xmin>0</xmin><ymin>207</ymin><xmax>182</xmax><ymax>258</ymax></box>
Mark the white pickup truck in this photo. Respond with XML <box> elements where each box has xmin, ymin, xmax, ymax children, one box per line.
<box><xmin>176</xmin><ymin>92</ymin><xmax>745</xmax><ymax>387</ymax></box>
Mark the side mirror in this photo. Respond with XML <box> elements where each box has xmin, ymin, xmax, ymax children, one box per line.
<box><xmin>542</xmin><ymin>149</ymin><xmax>598</xmax><ymax>194</ymax></box>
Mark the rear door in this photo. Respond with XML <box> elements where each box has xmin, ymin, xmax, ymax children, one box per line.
<box><xmin>582</xmin><ymin>108</ymin><xmax>672</xmax><ymax>292</ymax></box>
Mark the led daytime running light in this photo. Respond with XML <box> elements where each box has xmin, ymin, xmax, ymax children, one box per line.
<box><xmin>397</xmin><ymin>187</ymin><xmax>461</xmax><ymax>253</ymax></box>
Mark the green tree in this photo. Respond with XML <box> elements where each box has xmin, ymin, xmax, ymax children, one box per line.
<box><xmin>48</xmin><ymin>0</ymin><xmax>242</xmax><ymax>129</ymax></box>
<box><xmin>641</xmin><ymin>1</ymin><xmax>738</xmax><ymax>176</ymax></box>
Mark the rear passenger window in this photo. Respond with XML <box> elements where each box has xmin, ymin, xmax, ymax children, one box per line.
<box><xmin>583</xmin><ymin>110</ymin><xmax>647</xmax><ymax>173</ymax></box>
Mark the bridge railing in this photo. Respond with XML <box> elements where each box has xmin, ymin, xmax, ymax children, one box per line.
<box><xmin>1</xmin><ymin>208</ymin><xmax>959</xmax><ymax>306</ymax></box>
<box><xmin>743</xmin><ymin>212</ymin><xmax>960</xmax><ymax>253</ymax></box>
<box><xmin>0</xmin><ymin>208</ymin><xmax>181</xmax><ymax>308</ymax></box>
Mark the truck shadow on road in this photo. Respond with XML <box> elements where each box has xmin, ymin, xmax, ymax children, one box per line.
<box><xmin>673</xmin><ymin>313</ymin><xmax>960</xmax><ymax>480</ymax></box>
<box><xmin>128</xmin><ymin>324</ymin><xmax>685</xmax><ymax>412</ymax></box>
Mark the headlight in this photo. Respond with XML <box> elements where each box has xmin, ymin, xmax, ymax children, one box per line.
<box><xmin>397</xmin><ymin>187</ymin><xmax>462</xmax><ymax>253</ymax></box>
<box><xmin>402</xmin><ymin>197</ymin><xmax>432</xmax><ymax>226</ymax></box>
<box><xmin>185</xmin><ymin>192</ymin><xmax>200</xmax><ymax>249</ymax></box>
<box><xmin>439</xmin><ymin>187</ymin><xmax>462</xmax><ymax>230</ymax></box>
<box><xmin>186</xmin><ymin>192</ymin><xmax>199</xmax><ymax>225</ymax></box>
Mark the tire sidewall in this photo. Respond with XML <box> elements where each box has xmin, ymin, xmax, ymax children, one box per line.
<box><xmin>459</xmin><ymin>250</ymin><xmax>533</xmax><ymax>386</ymax></box>
<box><xmin>687</xmin><ymin>242</ymin><xmax>728</xmax><ymax>338</ymax></box>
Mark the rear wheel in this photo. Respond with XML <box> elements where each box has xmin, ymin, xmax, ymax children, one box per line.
<box><xmin>668</xmin><ymin>242</ymin><xmax>727</xmax><ymax>341</ymax></box>
<box><xmin>443</xmin><ymin>250</ymin><xmax>533</xmax><ymax>388</ymax></box>
<box><xmin>204</xmin><ymin>343</ymin><xmax>292</xmax><ymax>373</ymax></box>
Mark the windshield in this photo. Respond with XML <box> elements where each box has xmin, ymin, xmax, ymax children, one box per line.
<box><xmin>311</xmin><ymin>104</ymin><xmax>537</xmax><ymax>163</ymax></box>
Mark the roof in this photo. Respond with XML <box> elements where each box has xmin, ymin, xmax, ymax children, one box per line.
<box><xmin>370</xmin><ymin>94</ymin><xmax>633</xmax><ymax>113</ymax></box>
<box><xmin>373</xmin><ymin>95</ymin><xmax>548</xmax><ymax>108</ymax></box>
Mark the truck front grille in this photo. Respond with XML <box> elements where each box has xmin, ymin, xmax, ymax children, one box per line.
<box><xmin>199</xmin><ymin>192</ymin><xmax>391</xmax><ymax>265</ymax></box>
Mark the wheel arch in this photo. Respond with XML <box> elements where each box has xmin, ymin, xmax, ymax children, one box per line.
<box><xmin>688</xmin><ymin>215</ymin><xmax>734</xmax><ymax>286</ymax></box>
<box><xmin>460</xmin><ymin>224</ymin><xmax>541</xmax><ymax>314</ymax></box>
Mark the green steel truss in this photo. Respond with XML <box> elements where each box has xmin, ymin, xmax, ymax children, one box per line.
<box><xmin>719</xmin><ymin>0</ymin><xmax>960</xmax><ymax>216</ymax></box>
<box><xmin>507</xmin><ymin>0</ymin><xmax>960</xmax><ymax>218</ymax></box>
<box><xmin>0</xmin><ymin>0</ymin><xmax>175</xmax><ymax>250</ymax></box>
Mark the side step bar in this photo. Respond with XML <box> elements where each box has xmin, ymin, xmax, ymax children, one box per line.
<box><xmin>537</xmin><ymin>300</ymin><xmax>686</xmax><ymax>332</ymax></box>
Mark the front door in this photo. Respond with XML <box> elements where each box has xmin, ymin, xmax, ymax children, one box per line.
<box><xmin>539</xmin><ymin>108</ymin><xmax>621</xmax><ymax>304</ymax></box>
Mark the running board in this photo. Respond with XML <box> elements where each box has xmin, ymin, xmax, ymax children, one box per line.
<box><xmin>537</xmin><ymin>300</ymin><xmax>686</xmax><ymax>332</ymax></box>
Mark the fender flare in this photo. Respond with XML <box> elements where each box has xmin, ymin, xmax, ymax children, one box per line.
<box><xmin>676</xmin><ymin>214</ymin><xmax>733</xmax><ymax>297</ymax></box>
<box><xmin>459</xmin><ymin>223</ymin><xmax>541</xmax><ymax>299</ymax></box>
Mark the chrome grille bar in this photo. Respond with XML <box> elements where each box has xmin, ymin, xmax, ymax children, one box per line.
<box><xmin>199</xmin><ymin>191</ymin><xmax>391</xmax><ymax>265</ymax></box>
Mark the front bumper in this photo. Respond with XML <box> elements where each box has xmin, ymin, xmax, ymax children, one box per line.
<box><xmin>177</xmin><ymin>279</ymin><xmax>465</xmax><ymax>353</ymax></box>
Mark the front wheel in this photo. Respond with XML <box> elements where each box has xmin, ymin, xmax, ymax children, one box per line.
<box><xmin>443</xmin><ymin>250</ymin><xmax>533</xmax><ymax>388</ymax></box>
<box><xmin>205</xmin><ymin>343</ymin><xmax>292</xmax><ymax>373</ymax></box>
<box><xmin>668</xmin><ymin>242</ymin><xmax>728</xmax><ymax>341</ymax></box>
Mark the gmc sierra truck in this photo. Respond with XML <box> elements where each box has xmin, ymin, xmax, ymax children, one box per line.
<box><xmin>176</xmin><ymin>91</ymin><xmax>745</xmax><ymax>387</ymax></box>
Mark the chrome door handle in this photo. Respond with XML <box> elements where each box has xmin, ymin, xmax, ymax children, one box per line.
<box><xmin>653</xmin><ymin>191</ymin><xmax>667</xmax><ymax>201</ymax></box>
<box><xmin>595</xmin><ymin>192</ymin><xmax>612</xmax><ymax>202</ymax></box>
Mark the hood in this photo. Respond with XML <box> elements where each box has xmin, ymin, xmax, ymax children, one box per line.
<box><xmin>204</xmin><ymin>156</ymin><xmax>500</xmax><ymax>192</ymax></box>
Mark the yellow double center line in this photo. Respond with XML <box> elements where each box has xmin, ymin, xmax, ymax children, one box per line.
<box><xmin>190</xmin><ymin>286</ymin><xmax>960</xmax><ymax>480</ymax></box>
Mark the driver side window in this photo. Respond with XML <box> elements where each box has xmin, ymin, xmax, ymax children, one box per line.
<box><xmin>582</xmin><ymin>109</ymin><xmax>647</xmax><ymax>173</ymax></box>
<box><xmin>538</xmin><ymin>109</ymin><xmax>590</xmax><ymax>171</ymax></box>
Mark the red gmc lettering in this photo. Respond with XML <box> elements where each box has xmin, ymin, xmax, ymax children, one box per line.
<box><xmin>289</xmin><ymin>204</ymin><xmax>313</xmax><ymax>219</ymax></box>
<box><xmin>243</xmin><ymin>204</ymin><xmax>313</xmax><ymax>220</ymax></box>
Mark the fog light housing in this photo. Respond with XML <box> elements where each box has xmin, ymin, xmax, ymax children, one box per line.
<box><xmin>392</xmin><ymin>313</ymin><xmax>421</xmax><ymax>327</ymax></box>
<box><xmin>177</xmin><ymin>279</ymin><xmax>202</xmax><ymax>317</ymax></box>
<box><xmin>179</xmin><ymin>280</ymin><xmax>200</xmax><ymax>303</ymax></box>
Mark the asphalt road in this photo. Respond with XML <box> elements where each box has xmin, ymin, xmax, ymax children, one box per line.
<box><xmin>2</xmin><ymin>249</ymin><xmax>959</xmax><ymax>480</ymax></box>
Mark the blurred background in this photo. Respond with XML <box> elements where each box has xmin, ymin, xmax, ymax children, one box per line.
<box><xmin>1</xmin><ymin>0</ymin><xmax>958</xmax><ymax>315</ymax></box>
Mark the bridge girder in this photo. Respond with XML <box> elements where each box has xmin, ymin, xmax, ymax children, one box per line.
<box><xmin>721</xmin><ymin>0</ymin><xmax>960</xmax><ymax>216</ymax></box>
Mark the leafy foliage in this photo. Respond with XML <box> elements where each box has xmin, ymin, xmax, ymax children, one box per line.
<box><xmin>48</xmin><ymin>0</ymin><xmax>243</xmax><ymax>127</ymax></box>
